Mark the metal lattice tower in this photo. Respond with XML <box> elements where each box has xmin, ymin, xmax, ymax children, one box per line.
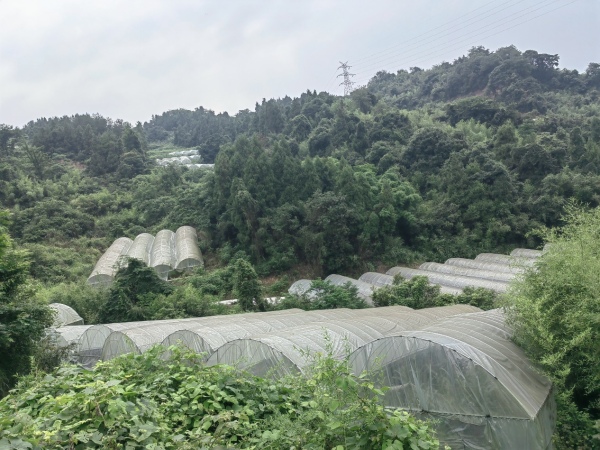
<box><xmin>337</xmin><ymin>61</ymin><xmax>356</xmax><ymax>96</ymax></box>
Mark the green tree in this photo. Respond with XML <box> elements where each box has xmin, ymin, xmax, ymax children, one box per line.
<box><xmin>233</xmin><ymin>258</ymin><xmax>265</xmax><ymax>311</ymax></box>
<box><xmin>0</xmin><ymin>211</ymin><xmax>53</xmax><ymax>396</ymax></box>
<box><xmin>505</xmin><ymin>203</ymin><xmax>600</xmax><ymax>447</ymax></box>
<box><xmin>99</xmin><ymin>258</ymin><xmax>174</xmax><ymax>323</ymax></box>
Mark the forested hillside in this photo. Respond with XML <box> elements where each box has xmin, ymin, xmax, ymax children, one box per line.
<box><xmin>2</xmin><ymin>45</ymin><xmax>599</xmax><ymax>283</ymax></box>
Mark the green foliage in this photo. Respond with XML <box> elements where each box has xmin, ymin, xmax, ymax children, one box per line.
<box><xmin>278</xmin><ymin>279</ymin><xmax>369</xmax><ymax>311</ymax></box>
<box><xmin>505</xmin><ymin>203</ymin><xmax>600</xmax><ymax>447</ymax></box>
<box><xmin>372</xmin><ymin>275</ymin><xmax>497</xmax><ymax>310</ymax></box>
<box><xmin>0</xmin><ymin>345</ymin><xmax>440</xmax><ymax>449</ymax></box>
<box><xmin>233</xmin><ymin>258</ymin><xmax>265</xmax><ymax>311</ymax></box>
<box><xmin>372</xmin><ymin>276</ymin><xmax>452</xmax><ymax>309</ymax></box>
<box><xmin>0</xmin><ymin>212</ymin><xmax>53</xmax><ymax>396</ymax></box>
<box><xmin>99</xmin><ymin>259</ymin><xmax>174</xmax><ymax>323</ymax></box>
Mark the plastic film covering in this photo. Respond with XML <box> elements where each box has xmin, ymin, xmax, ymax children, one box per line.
<box><xmin>359</xmin><ymin>272</ymin><xmax>463</xmax><ymax>295</ymax></box>
<box><xmin>150</xmin><ymin>230</ymin><xmax>176</xmax><ymax>280</ymax></box>
<box><xmin>160</xmin><ymin>306</ymin><xmax>418</xmax><ymax>359</ymax></box>
<box><xmin>288</xmin><ymin>279</ymin><xmax>313</xmax><ymax>296</ymax></box>
<box><xmin>445</xmin><ymin>258</ymin><xmax>524</xmax><ymax>275</ymax></box>
<box><xmin>126</xmin><ymin>233</ymin><xmax>154</xmax><ymax>265</ymax></box>
<box><xmin>49</xmin><ymin>325</ymin><xmax>92</xmax><ymax>348</ymax></box>
<box><xmin>206</xmin><ymin>305</ymin><xmax>480</xmax><ymax>378</ymax></box>
<box><xmin>358</xmin><ymin>272</ymin><xmax>394</xmax><ymax>287</ymax></box>
<box><xmin>103</xmin><ymin>308</ymin><xmax>406</xmax><ymax>361</ymax></box>
<box><xmin>349</xmin><ymin>310</ymin><xmax>555</xmax><ymax>450</ymax></box>
<box><xmin>438</xmin><ymin>285</ymin><xmax>463</xmax><ymax>295</ymax></box>
<box><xmin>175</xmin><ymin>226</ymin><xmax>203</xmax><ymax>270</ymax></box>
<box><xmin>419</xmin><ymin>262</ymin><xmax>516</xmax><ymax>283</ymax></box>
<box><xmin>49</xmin><ymin>303</ymin><xmax>84</xmax><ymax>326</ymax></box>
<box><xmin>102</xmin><ymin>310</ymin><xmax>308</xmax><ymax>361</ymax></box>
<box><xmin>510</xmin><ymin>248</ymin><xmax>543</xmax><ymax>259</ymax></box>
<box><xmin>324</xmin><ymin>274</ymin><xmax>376</xmax><ymax>305</ymax></box>
<box><xmin>86</xmin><ymin>309</ymin><xmax>302</xmax><ymax>366</ymax></box>
<box><xmin>87</xmin><ymin>237</ymin><xmax>133</xmax><ymax>286</ymax></box>
<box><xmin>475</xmin><ymin>253</ymin><xmax>536</xmax><ymax>267</ymax></box>
<box><xmin>386</xmin><ymin>267</ymin><xmax>508</xmax><ymax>293</ymax></box>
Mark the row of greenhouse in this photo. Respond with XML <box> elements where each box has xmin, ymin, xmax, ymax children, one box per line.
<box><xmin>55</xmin><ymin>246</ymin><xmax>552</xmax><ymax>448</ymax></box>
<box><xmin>155</xmin><ymin>149</ymin><xmax>215</xmax><ymax>169</ymax></box>
<box><xmin>49</xmin><ymin>300</ymin><xmax>553</xmax><ymax>449</ymax></box>
<box><xmin>87</xmin><ymin>226</ymin><xmax>203</xmax><ymax>286</ymax></box>
<box><xmin>288</xmin><ymin>248</ymin><xmax>543</xmax><ymax>304</ymax></box>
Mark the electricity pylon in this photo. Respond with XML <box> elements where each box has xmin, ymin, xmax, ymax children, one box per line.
<box><xmin>337</xmin><ymin>61</ymin><xmax>356</xmax><ymax>96</ymax></box>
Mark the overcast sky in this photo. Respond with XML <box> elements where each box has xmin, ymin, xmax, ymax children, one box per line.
<box><xmin>1</xmin><ymin>0</ymin><xmax>598</xmax><ymax>127</ymax></box>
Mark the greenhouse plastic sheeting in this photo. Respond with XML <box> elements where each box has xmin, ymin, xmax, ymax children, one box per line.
<box><xmin>419</xmin><ymin>262</ymin><xmax>516</xmax><ymax>283</ymax></box>
<box><xmin>150</xmin><ymin>229</ymin><xmax>176</xmax><ymax>280</ymax></box>
<box><xmin>475</xmin><ymin>253</ymin><xmax>536</xmax><ymax>267</ymax></box>
<box><xmin>206</xmin><ymin>305</ymin><xmax>481</xmax><ymax>377</ymax></box>
<box><xmin>445</xmin><ymin>258</ymin><xmax>525</xmax><ymax>275</ymax></box>
<box><xmin>49</xmin><ymin>303</ymin><xmax>84</xmax><ymax>326</ymax></box>
<box><xmin>101</xmin><ymin>309</ymin><xmax>308</xmax><ymax>361</ymax></box>
<box><xmin>78</xmin><ymin>309</ymin><xmax>305</xmax><ymax>366</ymax></box>
<box><xmin>49</xmin><ymin>325</ymin><xmax>92</xmax><ymax>348</ymax></box>
<box><xmin>359</xmin><ymin>272</ymin><xmax>463</xmax><ymax>296</ymax></box>
<box><xmin>386</xmin><ymin>266</ymin><xmax>509</xmax><ymax>293</ymax></box>
<box><xmin>358</xmin><ymin>272</ymin><xmax>395</xmax><ymax>288</ymax></box>
<box><xmin>101</xmin><ymin>307</ymin><xmax>414</xmax><ymax>361</ymax></box>
<box><xmin>288</xmin><ymin>279</ymin><xmax>313</xmax><ymax>296</ymax></box>
<box><xmin>160</xmin><ymin>306</ymin><xmax>421</xmax><ymax>359</ymax></box>
<box><xmin>175</xmin><ymin>226</ymin><xmax>203</xmax><ymax>270</ymax></box>
<box><xmin>510</xmin><ymin>248</ymin><xmax>543</xmax><ymax>259</ymax></box>
<box><xmin>324</xmin><ymin>274</ymin><xmax>376</xmax><ymax>305</ymax></box>
<box><xmin>349</xmin><ymin>310</ymin><xmax>555</xmax><ymax>450</ymax></box>
<box><xmin>87</xmin><ymin>237</ymin><xmax>133</xmax><ymax>286</ymax></box>
<box><xmin>126</xmin><ymin>233</ymin><xmax>154</xmax><ymax>265</ymax></box>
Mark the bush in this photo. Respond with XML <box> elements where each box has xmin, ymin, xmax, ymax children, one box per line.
<box><xmin>505</xmin><ymin>203</ymin><xmax>600</xmax><ymax>448</ymax></box>
<box><xmin>0</xmin><ymin>345</ymin><xmax>441</xmax><ymax>449</ymax></box>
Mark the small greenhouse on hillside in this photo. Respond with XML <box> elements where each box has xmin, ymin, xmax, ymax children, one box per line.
<box><xmin>359</xmin><ymin>272</ymin><xmax>463</xmax><ymax>295</ymax></box>
<box><xmin>445</xmin><ymin>257</ymin><xmax>525</xmax><ymax>274</ymax></box>
<box><xmin>87</xmin><ymin>237</ymin><xmax>133</xmax><ymax>286</ymax></box>
<box><xmin>475</xmin><ymin>253</ymin><xmax>536</xmax><ymax>267</ymax></box>
<box><xmin>510</xmin><ymin>248</ymin><xmax>543</xmax><ymax>259</ymax></box>
<box><xmin>88</xmin><ymin>227</ymin><xmax>204</xmax><ymax>286</ymax></box>
<box><xmin>349</xmin><ymin>310</ymin><xmax>555</xmax><ymax>450</ymax></box>
<box><xmin>175</xmin><ymin>226</ymin><xmax>203</xmax><ymax>270</ymax></box>
<box><xmin>287</xmin><ymin>279</ymin><xmax>313</xmax><ymax>296</ymax></box>
<box><xmin>49</xmin><ymin>303</ymin><xmax>84</xmax><ymax>326</ymax></box>
<box><xmin>419</xmin><ymin>262</ymin><xmax>516</xmax><ymax>283</ymax></box>
<box><xmin>324</xmin><ymin>274</ymin><xmax>377</xmax><ymax>305</ymax></box>
<box><xmin>150</xmin><ymin>229</ymin><xmax>176</xmax><ymax>280</ymax></box>
<box><xmin>386</xmin><ymin>266</ymin><xmax>509</xmax><ymax>293</ymax></box>
<box><xmin>125</xmin><ymin>233</ymin><xmax>154</xmax><ymax>265</ymax></box>
<box><xmin>206</xmin><ymin>305</ymin><xmax>481</xmax><ymax>377</ymax></box>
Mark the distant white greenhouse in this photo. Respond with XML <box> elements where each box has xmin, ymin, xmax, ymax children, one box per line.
<box><xmin>386</xmin><ymin>266</ymin><xmax>508</xmax><ymax>293</ymax></box>
<box><xmin>419</xmin><ymin>262</ymin><xmax>516</xmax><ymax>283</ymax></box>
<box><xmin>445</xmin><ymin>258</ymin><xmax>524</xmax><ymax>274</ymax></box>
<box><xmin>87</xmin><ymin>226</ymin><xmax>203</xmax><ymax>286</ymax></box>
<box><xmin>49</xmin><ymin>303</ymin><xmax>84</xmax><ymax>326</ymax></box>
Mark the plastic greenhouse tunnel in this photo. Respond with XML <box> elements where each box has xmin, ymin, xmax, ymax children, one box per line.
<box><xmin>205</xmin><ymin>305</ymin><xmax>481</xmax><ymax>377</ymax></box>
<box><xmin>348</xmin><ymin>309</ymin><xmax>554</xmax><ymax>450</ymax></box>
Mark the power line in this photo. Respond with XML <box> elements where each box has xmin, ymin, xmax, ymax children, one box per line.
<box><xmin>353</xmin><ymin>0</ymin><xmax>566</xmax><ymax>77</ymax></box>
<box><xmin>346</xmin><ymin>0</ymin><xmax>578</xmax><ymax>89</ymax></box>
<box><xmin>351</xmin><ymin>0</ymin><xmax>520</xmax><ymax>65</ymax></box>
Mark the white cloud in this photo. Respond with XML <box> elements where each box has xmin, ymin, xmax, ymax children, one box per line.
<box><xmin>0</xmin><ymin>0</ymin><xmax>598</xmax><ymax>126</ymax></box>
